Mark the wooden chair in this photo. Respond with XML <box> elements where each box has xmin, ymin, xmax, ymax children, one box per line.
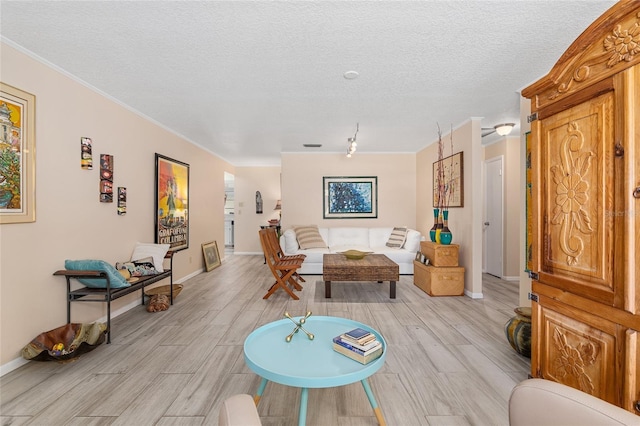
<box><xmin>263</xmin><ymin>227</ymin><xmax>306</xmax><ymax>286</ymax></box>
<box><xmin>259</xmin><ymin>229</ymin><xmax>303</xmax><ymax>300</ymax></box>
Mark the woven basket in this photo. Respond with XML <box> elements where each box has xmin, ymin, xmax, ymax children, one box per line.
<box><xmin>144</xmin><ymin>284</ymin><xmax>183</xmax><ymax>299</ymax></box>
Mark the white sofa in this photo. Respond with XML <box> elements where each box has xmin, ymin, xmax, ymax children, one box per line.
<box><xmin>279</xmin><ymin>227</ymin><xmax>423</xmax><ymax>275</ymax></box>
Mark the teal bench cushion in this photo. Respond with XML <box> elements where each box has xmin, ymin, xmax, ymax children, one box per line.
<box><xmin>64</xmin><ymin>259</ymin><xmax>130</xmax><ymax>289</ymax></box>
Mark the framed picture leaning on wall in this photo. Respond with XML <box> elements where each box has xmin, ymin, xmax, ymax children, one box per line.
<box><xmin>155</xmin><ymin>153</ymin><xmax>189</xmax><ymax>251</ymax></box>
<box><xmin>202</xmin><ymin>241</ymin><xmax>221</xmax><ymax>272</ymax></box>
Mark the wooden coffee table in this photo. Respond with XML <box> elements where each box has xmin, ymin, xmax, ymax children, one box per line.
<box><xmin>323</xmin><ymin>254</ymin><xmax>399</xmax><ymax>299</ymax></box>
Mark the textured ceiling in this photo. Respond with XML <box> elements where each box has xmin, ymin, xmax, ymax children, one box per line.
<box><xmin>0</xmin><ymin>1</ymin><xmax>616</xmax><ymax>166</ymax></box>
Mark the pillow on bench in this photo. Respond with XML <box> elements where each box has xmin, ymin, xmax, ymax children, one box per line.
<box><xmin>131</xmin><ymin>242</ymin><xmax>170</xmax><ymax>272</ymax></box>
<box><xmin>116</xmin><ymin>257</ymin><xmax>159</xmax><ymax>277</ymax></box>
<box><xmin>64</xmin><ymin>259</ymin><xmax>130</xmax><ymax>289</ymax></box>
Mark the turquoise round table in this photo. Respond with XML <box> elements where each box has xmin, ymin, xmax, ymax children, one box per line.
<box><xmin>244</xmin><ymin>316</ymin><xmax>387</xmax><ymax>426</ymax></box>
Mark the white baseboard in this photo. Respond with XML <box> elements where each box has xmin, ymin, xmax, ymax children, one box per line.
<box><xmin>177</xmin><ymin>269</ymin><xmax>202</xmax><ymax>283</ymax></box>
<box><xmin>0</xmin><ymin>357</ymin><xmax>29</xmax><ymax>376</ymax></box>
<box><xmin>465</xmin><ymin>289</ymin><xmax>484</xmax><ymax>299</ymax></box>
<box><xmin>1</xmin><ymin>271</ymin><xmax>202</xmax><ymax>377</ymax></box>
<box><xmin>482</xmin><ymin>271</ymin><xmax>519</xmax><ymax>282</ymax></box>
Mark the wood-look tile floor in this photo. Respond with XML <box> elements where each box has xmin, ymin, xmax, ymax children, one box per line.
<box><xmin>1</xmin><ymin>254</ymin><xmax>530</xmax><ymax>425</ymax></box>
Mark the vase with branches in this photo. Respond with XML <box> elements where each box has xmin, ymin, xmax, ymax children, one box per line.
<box><xmin>431</xmin><ymin>124</ymin><xmax>454</xmax><ymax>244</ymax></box>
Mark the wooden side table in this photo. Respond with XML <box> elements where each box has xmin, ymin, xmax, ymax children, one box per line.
<box><xmin>414</xmin><ymin>242</ymin><xmax>464</xmax><ymax>296</ymax></box>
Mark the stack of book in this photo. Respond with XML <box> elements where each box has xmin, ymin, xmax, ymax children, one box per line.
<box><xmin>332</xmin><ymin>327</ymin><xmax>383</xmax><ymax>364</ymax></box>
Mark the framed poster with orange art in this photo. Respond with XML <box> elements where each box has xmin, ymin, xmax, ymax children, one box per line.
<box><xmin>0</xmin><ymin>83</ymin><xmax>36</xmax><ymax>224</ymax></box>
<box><xmin>155</xmin><ymin>153</ymin><xmax>189</xmax><ymax>251</ymax></box>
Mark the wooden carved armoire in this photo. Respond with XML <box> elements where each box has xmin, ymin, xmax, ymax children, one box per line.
<box><xmin>522</xmin><ymin>0</ymin><xmax>640</xmax><ymax>414</ymax></box>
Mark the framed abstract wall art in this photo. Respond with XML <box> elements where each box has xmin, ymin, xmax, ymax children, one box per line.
<box><xmin>0</xmin><ymin>83</ymin><xmax>36</xmax><ymax>224</ymax></box>
<box><xmin>432</xmin><ymin>151</ymin><xmax>464</xmax><ymax>208</ymax></box>
<box><xmin>155</xmin><ymin>153</ymin><xmax>189</xmax><ymax>251</ymax></box>
<box><xmin>323</xmin><ymin>176</ymin><xmax>377</xmax><ymax>219</ymax></box>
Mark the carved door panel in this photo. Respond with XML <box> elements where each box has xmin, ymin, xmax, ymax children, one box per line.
<box><xmin>536</xmin><ymin>297</ymin><xmax>619</xmax><ymax>404</ymax></box>
<box><xmin>535</xmin><ymin>90</ymin><xmax>617</xmax><ymax>304</ymax></box>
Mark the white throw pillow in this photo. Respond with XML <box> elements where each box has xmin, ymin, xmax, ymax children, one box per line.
<box><xmin>293</xmin><ymin>225</ymin><xmax>327</xmax><ymax>249</ymax></box>
<box><xmin>131</xmin><ymin>242</ymin><xmax>170</xmax><ymax>272</ymax></box>
<box><xmin>386</xmin><ymin>227</ymin><xmax>408</xmax><ymax>248</ymax></box>
<box><xmin>283</xmin><ymin>229</ymin><xmax>299</xmax><ymax>253</ymax></box>
<box><xmin>403</xmin><ymin>230</ymin><xmax>422</xmax><ymax>252</ymax></box>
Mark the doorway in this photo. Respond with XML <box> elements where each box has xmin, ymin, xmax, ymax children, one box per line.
<box><xmin>483</xmin><ymin>156</ymin><xmax>504</xmax><ymax>277</ymax></box>
<box><xmin>224</xmin><ymin>172</ymin><xmax>234</xmax><ymax>253</ymax></box>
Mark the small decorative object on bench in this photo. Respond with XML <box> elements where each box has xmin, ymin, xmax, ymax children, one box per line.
<box><xmin>21</xmin><ymin>322</ymin><xmax>107</xmax><ymax>362</ymax></box>
<box><xmin>53</xmin><ymin>243</ymin><xmax>174</xmax><ymax>344</ymax></box>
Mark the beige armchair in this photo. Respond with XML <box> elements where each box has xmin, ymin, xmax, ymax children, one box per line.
<box><xmin>218</xmin><ymin>394</ymin><xmax>261</xmax><ymax>426</ymax></box>
<box><xmin>509</xmin><ymin>379</ymin><xmax>639</xmax><ymax>425</ymax></box>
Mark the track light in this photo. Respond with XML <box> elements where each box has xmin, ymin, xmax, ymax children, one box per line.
<box><xmin>346</xmin><ymin>123</ymin><xmax>359</xmax><ymax>157</ymax></box>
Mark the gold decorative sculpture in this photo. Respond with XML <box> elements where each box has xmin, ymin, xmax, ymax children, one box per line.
<box><xmin>284</xmin><ymin>311</ymin><xmax>314</xmax><ymax>342</ymax></box>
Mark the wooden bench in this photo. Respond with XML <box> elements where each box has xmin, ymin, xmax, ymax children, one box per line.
<box><xmin>53</xmin><ymin>251</ymin><xmax>174</xmax><ymax>343</ymax></box>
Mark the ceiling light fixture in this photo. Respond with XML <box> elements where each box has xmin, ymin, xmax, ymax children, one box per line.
<box><xmin>346</xmin><ymin>123</ymin><xmax>359</xmax><ymax>158</ymax></box>
<box><xmin>343</xmin><ymin>70</ymin><xmax>359</xmax><ymax>80</ymax></box>
<box><xmin>481</xmin><ymin>123</ymin><xmax>516</xmax><ymax>138</ymax></box>
<box><xmin>494</xmin><ymin>123</ymin><xmax>515</xmax><ymax>136</ymax></box>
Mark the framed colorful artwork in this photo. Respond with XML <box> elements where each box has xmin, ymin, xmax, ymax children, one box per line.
<box><xmin>202</xmin><ymin>241</ymin><xmax>221</xmax><ymax>272</ymax></box>
<box><xmin>432</xmin><ymin>152</ymin><xmax>464</xmax><ymax>208</ymax></box>
<box><xmin>99</xmin><ymin>154</ymin><xmax>113</xmax><ymax>203</ymax></box>
<box><xmin>0</xmin><ymin>83</ymin><xmax>36</xmax><ymax>224</ymax></box>
<box><xmin>155</xmin><ymin>153</ymin><xmax>189</xmax><ymax>251</ymax></box>
<box><xmin>323</xmin><ymin>176</ymin><xmax>377</xmax><ymax>219</ymax></box>
<box><xmin>117</xmin><ymin>187</ymin><xmax>126</xmax><ymax>216</ymax></box>
<box><xmin>81</xmin><ymin>137</ymin><xmax>93</xmax><ymax>170</ymax></box>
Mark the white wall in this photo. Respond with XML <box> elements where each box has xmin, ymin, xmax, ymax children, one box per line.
<box><xmin>281</xmin><ymin>153</ymin><xmax>417</xmax><ymax>230</ymax></box>
<box><xmin>233</xmin><ymin>167</ymin><xmax>282</xmax><ymax>254</ymax></box>
<box><xmin>0</xmin><ymin>42</ymin><xmax>233</xmax><ymax>368</ymax></box>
